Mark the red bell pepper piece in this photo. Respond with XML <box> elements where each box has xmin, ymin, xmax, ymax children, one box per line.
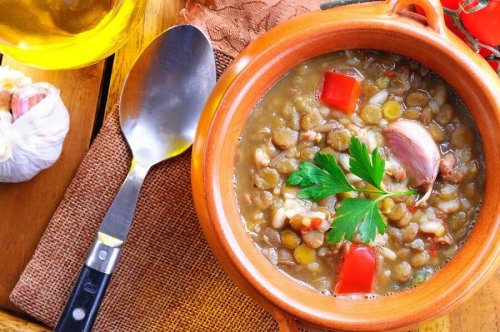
<box><xmin>384</xmin><ymin>69</ymin><xmax>395</xmax><ymax>78</ymax></box>
<box><xmin>487</xmin><ymin>60</ymin><xmax>499</xmax><ymax>74</ymax></box>
<box><xmin>408</xmin><ymin>205</ymin><xmax>419</xmax><ymax>214</ymax></box>
<box><xmin>320</xmin><ymin>71</ymin><xmax>360</xmax><ymax>114</ymax></box>
<box><xmin>335</xmin><ymin>244</ymin><xmax>377</xmax><ymax>294</ymax></box>
<box><xmin>299</xmin><ymin>226</ymin><xmax>309</xmax><ymax>234</ymax></box>
<box><xmin>310</xmin><ymin>217</ymin><xmax>323</xmax><ymax>230</ymax></box>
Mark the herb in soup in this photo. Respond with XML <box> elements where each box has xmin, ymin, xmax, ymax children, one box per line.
<box><xmin>288</xmin><ymin>136</ymin><xmax>417</xmax><ymax>243</ymax></box>
<box><xmin>234</xmin><ymin>50</ymin><xmax>484</xmax><ymax>297</ymax></box>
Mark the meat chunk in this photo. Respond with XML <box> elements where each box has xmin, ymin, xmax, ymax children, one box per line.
<box><xmin>439</xmin><ymin>152</ymin><xmax>465</xmax><ymax>183</ymax></box>
<box><xmin>385</xmin><ymin>155</ymin><xmax>406</xmax><ymax>181</ymax></box>
<box><xmin>439</xmin><ymin>153</ymin><xmax>456</xmax><ymax>179</ymax></box>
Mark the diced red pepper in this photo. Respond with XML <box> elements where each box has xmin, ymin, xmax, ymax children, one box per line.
<box><xmin>310</xmin><ymin>218</ymin><xmax>323</xmax><ymax>230</ymax></box>
<box><xmin>478</xmin><ymin>44</ymin><xmax>495</xmax><ymax>58</ymax></box>
<box><xmin>320</xmin><ymin>71</ymin><xmax>360</xmax><ymax>114</ymax></box>
<box><xmin>335</xmin><ymin>244</ymin><xmax>377</xmax><ymax>294</ymax></box>
<box><xmin>384</xmin><ymin>69</ymin><xmax>395</xmax><ymax>78</ymax></box>
<box><xmin>487</xmin><ymin>59</ymin><xmax>500</xmax><ymax>74</ymax></box>
<box><xmin>408</xmin><ymin>205</ymin><xmax>419</xmax><ymax>214</ymax></box>
<box><xmin>299</xmin><ymin>226</ymin><xmax>310</xmax><ymax>233</ymax></box>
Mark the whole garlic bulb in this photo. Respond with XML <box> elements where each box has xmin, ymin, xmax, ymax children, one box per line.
<box><xmin>0</xmin><ymin>81</ymin><xmax>69</xmax><ymax>183</ymax></box>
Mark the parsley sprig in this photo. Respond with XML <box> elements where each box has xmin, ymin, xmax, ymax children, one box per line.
<box><xmin>287</xmin><ymin>136</ymin><xmax>417</xmax><ymax>244</ymax></box>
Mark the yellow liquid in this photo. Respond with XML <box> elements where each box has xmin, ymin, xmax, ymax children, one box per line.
<box><xmin>0</xmin><ymin>0</ymin><xmax>146</xmax><ymax>69</ymax></box>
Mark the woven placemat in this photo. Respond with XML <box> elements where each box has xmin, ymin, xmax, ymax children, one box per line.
<box><xmin>10</xmin><ymin>0</ymin><xmax>324</xmax><ymax>330</ymax></box>
<box><xmin>11</xmin><ymin>102</ymin><xmax>280</xmax><ymax>331</ymax></box>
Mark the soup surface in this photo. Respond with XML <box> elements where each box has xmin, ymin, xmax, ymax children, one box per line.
<box><xmin>234</xmin><ymin>50</ymin><xmax>484</xmax><ymax>296</ymax></box>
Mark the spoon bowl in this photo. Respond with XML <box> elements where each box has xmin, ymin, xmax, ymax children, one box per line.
<box><xmin>121</xmin><ymin>24</ymin><xmax>216</xmax><ymax>165</ymax></box>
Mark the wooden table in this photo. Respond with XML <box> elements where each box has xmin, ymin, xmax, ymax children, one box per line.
<box><xmin>0</xmin><ymin>1</ymin><xmax>497</xmax><ymax>331</ymax></box>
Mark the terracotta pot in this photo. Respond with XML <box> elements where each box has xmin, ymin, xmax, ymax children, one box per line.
<box><xmin>191</xmin><ymin>0</ymin><xmax>500</xmax><ymax>330</ymax></box>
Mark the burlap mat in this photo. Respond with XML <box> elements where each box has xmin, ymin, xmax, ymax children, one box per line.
<box><xmin>10</xmin><ymin>0</ymin><xmax>324</xmax><ymax>330</ymax></box>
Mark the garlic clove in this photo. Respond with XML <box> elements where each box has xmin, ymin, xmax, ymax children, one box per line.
<box><xmin>10</xmin><ymin>85</ymin><xmax>48</xmax><ymax>121</ymax></box>
<box><xmin>383</xmin><ymin>119</ymin><xmax>440</xmax><ymax>206</ymax></box>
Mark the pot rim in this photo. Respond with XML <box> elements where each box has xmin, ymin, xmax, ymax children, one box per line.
<box><xmin>192</xmin><ymin>1</ymin><xmax>500</xmax><ymax>330</ymax></box>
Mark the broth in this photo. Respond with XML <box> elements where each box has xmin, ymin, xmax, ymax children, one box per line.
<box><xmin>234</xmin><ymin>50</ymin><xmax>484</xmax><ymax>296</ymax></box>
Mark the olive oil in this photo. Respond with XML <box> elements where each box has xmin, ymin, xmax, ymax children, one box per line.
<box><xmin>0</xmin><ymin>0</ymin><xmax>146</xmax><ymax>69</ymax></box>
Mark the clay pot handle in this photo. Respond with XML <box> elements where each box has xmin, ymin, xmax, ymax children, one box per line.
<box><xmin>387</xmin><ymin>0</ymin><xmax>447</xmax><ymax>35</ymax></box>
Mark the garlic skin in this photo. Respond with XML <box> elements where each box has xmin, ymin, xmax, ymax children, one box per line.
<box><xmin>0</xmin><ymin>82</ymin><xmax>69</xmax><ymax>182</ymax></box>
<box><xmin>11</xmin><ymin>85</ymin><xmax>48</xmax><ymax>120</ymax></box>
<box><xmin>0</xmin><ymin>67</ymin><xmax>31</xmax><ymax>129</ymax></box>
<box><xmin>0</xmin><ymin>90</ymin><xmax>14</xmax><ymax>162</ymax></box>
<box><xmin>383</xmin><ymin>120</ymin><xmax>440</xmax><ymax>206</ymax></box>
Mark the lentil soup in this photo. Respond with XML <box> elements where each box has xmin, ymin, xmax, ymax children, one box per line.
<box><xmin>234</xmin><ymin>50</ymin><xmax>484</xmax><ymax>296</ymax></box>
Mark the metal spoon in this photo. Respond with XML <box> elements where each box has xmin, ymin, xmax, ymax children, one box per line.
<box><xmin>55</xmin><ymin>25</ymin><xmax>216</xmax><ymax>332</ymax></box>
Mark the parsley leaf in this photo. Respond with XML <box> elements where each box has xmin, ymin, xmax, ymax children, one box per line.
<box><xmin>348</xmin><ymin>136</ymin><xmax>385</xmax><ymax>191</ymax></box>
<box><xmin>287</xmin><ymin>136</ymin><xmax>416</xmax><ymax>244</ymax></box>
<box><xmin>287</xmin><ymin>162</ymin><xmax>324</xmax><ymax>187</ymax></box>
<box><xmin>358</xmin><ymin>200</ymin><xmax>386</xmax><ymax>242</ymax></box>
<box><xmin>286</xmin><ymin>152</ymin><xmax>354</xmax><ymax>201</ymax></box>
<box><xmin>314</xmin><ymin>152</ymin><xmax>353</xmax><ymax>190</ymax></box>
<box><xmin>327</xmin><ymin>198</ymin><xmax>372</xmax><ymax>243</ymax></box>
<box><xmin>327</xmin><ymin>198</ymin><xmax>386</xmax><ymax>244</ymax></box>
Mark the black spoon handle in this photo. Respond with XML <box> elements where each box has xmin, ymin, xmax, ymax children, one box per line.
<box><xmin>54</xmin><ymin>265</ymin><xmax>111</xmax><ymax>332</ymax></box>
<box><xmin>55</xmin><ymin>236</ymin><xmax>121</xmax><ymax>332</ymax></box>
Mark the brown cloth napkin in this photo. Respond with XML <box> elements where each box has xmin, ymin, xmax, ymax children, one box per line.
<box><xmin>11</xmin><ymin>0</ymin><xmax>323</xmax><ymax>330</ymax></box>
